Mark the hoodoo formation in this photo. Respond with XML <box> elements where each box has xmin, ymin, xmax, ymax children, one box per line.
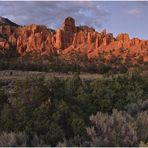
<box><xmin>0</xmin><ymin>16</ymin><xmax>148</xmax><ymax>63</ymax></box>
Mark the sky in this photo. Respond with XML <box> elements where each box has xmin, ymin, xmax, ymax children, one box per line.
<box><xmin>0</xmin><ymin>1</ymin><xmax>148</xmax><ymax>39</ymax></box>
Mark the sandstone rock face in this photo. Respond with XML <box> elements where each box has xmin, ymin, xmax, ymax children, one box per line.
<box><xmin>16</xmin><ymin>24</ymin><xmax>57</xmax><ymax>55</ymax></box>
<box><xmin>0</xmin><ymin>16</ymin><xmax>147</xmax><ymax>63</ymax></box>
<box><xmin>116</xmin><ymin>33</ymin><xmax>130</xmax><ymax>42</ymax></box>
<box><xmin>0</xmin><ymin>38</ymin><xmax>9</xmax><ymax>49</ymax></box>
<box><xmin>62</xmin><ymin>17</ymin><xmax>75</xmax><ymax>32</ymax></box>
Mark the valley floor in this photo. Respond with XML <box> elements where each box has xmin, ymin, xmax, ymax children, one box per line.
<box><xmin>0</xmin><ymin>70</ymin><xmax>103</xmax><ymax>81</ymax></box>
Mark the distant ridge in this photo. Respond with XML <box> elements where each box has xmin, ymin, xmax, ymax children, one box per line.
<box><xmin>0</xmin><ymin>16</ymin><xmax>19</xmax><ymax>27</ymax></box>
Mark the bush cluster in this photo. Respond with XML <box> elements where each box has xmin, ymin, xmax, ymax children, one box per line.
<box><xmin>0</xmin><ymin>72</ymin><xmax>147</xmax><ymax>146</ymax></box>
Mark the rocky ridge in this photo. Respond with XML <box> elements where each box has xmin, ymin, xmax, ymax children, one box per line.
<box><xmin>0</xmin><ymin>16</ymin><xmax>147</xmax><ymax>64</ymax></box>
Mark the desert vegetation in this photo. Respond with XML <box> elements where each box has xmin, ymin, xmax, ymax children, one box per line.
<box><xmin>0</xmin><ymin>71</ymin><xmax>147</xmax><ymax>146</ymax></box>
<box><xmin>0</xmin><ymin>53</ymin><xmax>147</xmax><ymax>74</ymax></box>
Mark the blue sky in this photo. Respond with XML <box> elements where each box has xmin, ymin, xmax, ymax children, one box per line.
<box><xmin>102</xmin><ymin>1</ymin><xmax>148</xmax><ymax>39</ymax></box>
<box><xmin>0</xmin><ymin>1</ymin><xmax>147</xmax><ymax>39</ymax></box>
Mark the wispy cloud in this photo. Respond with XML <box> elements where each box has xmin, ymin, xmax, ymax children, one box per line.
<box><xmin>128</xmin><ymin>8</ymin><xmax>142</xmax><ymax>17</ymax></box>
<box><xmin>0</xmin><ymin>1</ymin><xmax>110</xmax><ymax>30</ymax></box>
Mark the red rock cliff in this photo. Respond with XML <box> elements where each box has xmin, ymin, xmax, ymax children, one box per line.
<box><xmin>0</xmin><ymin>16</ymin><xmax>148</xmax><ymax>63</ymax></box>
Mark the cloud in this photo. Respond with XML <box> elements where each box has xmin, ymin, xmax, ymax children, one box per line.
<box><xmin>0</xmin><ymin>1</ymin><xmax>110</xmax><ymax>30</ymax></box>
<box><xmin>128</xmin><ymin>8</ymin><xmax>142</xmax><ymax>17</ymax></box>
